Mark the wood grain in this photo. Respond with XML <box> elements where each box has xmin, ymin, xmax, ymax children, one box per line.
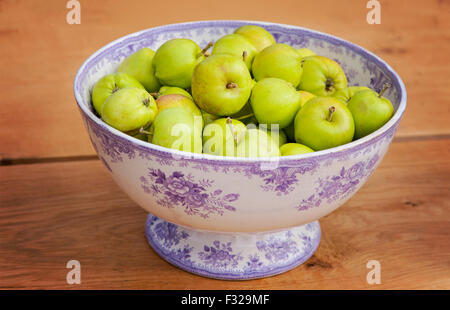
<box><xmin>0</xmin><ymin>0</ymin><xmax>449</xmax><ymax>160</ymax></box>
<box><xmin>1</xmin><ymin>0</ymin><xmax>449</xmax><ymax>290</ymax></box>
<box><xmin>1</xmin><ymin>139</ymin><xmax>449</xmax><ymax>289</ymax></box>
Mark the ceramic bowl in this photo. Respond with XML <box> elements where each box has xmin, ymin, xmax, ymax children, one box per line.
<box><xmin>74</xmin><ymin>20</ymin><xmax>406</xmax><ymax>280</ymax></box>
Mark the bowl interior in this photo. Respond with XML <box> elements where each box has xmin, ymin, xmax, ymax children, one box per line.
<box><xmin>74</xmin><ymin>20</ymin><xmax>405</xmax><ymax>158</ymax></box>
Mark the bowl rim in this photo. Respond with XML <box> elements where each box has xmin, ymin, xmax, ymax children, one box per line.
<box><xmin>74</xmin><ymin>19</ymin><xmax>407</xmax><ymax>163</ymax></box>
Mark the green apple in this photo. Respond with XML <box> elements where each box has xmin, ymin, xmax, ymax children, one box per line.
<box><xmin>296</xmin><ymin>48</ymin><xmax>316</xmax><ymax>59</ymax></box>
<box><xmin>252</xmin><ymin>43</ymin><xmax>303</xmax><ymax>87</ymax></box>
<box><xmin>151</xmin><ymin>107</ymin><xmax>202</xmax><ymax>153</ymax></box>
<box><xmin>333</xmin><ymin>86</ymin><xmax>371</xmax><ymax>104</ymax></box>
<box><xmin>250</xmin><ymin>78</ymin><xmax>302</xmax><ymax>129</ymax></box>
<box><xmin>118</xmin><ymin>47</ymin><xmax>160</xmax><ymax>92</ymax></box>
<box><xmin>212</xmin><ymin>34</ymin><xmax>257</xmax><ymax>70</ymax></box>
<box><xmin>156</xmin><ymin>94</ymin><xmax>200</xmax><ymax>117</ymax></box>
<box><xmin>234</xmin><ymin>25</ymin><xmax>276</xmax><ymax>52</ymax></box>
<box><xmin>236</xmin><ymin>128</ymin><xmax>280</xmax><ymax>157</ymax></box>
<box><xmin>284</xmin><ymin>90</ymin><xmax>316</xmax><ymax>141</ymax></box>
<box><xmin>191</xmin><ymin>54</ymin><xmax>253</xmax><ymax>116</ymax></box>
<box><xmin>157</xmin><ymin>86</ymin><xmax>193</xmax><ymax>100</ymax></box>
<box><xmin>297</xmin><ymin>90</ymin><xmax>316</xmax><ymax>107</ymax></box>
<box><xmin>280</xmin><ymin>143</ymin><xmax>314</xmax><ymax>156</ymax></box>
<box><xmin>294</xmin><ymin>97</ymin><xmax>354</xmax><ymax>151</ymax></box>
<box><xmin>152</xmin><ymin>39</ymin><xmax>211</xmax><ymax>88</ymax></box>
<box><xmin>156</xmin><ymin>94</ymin><xmax>203</xmax><ymax>129</ymax></box>
<box><xmin>202</xmin><ymin>118</ymin><xmax>247</xmax><ymax>156</ymax></box>
<box><xmin>347</xmin><ymin>84</ymin><xmax>394</xmax><ymax>139</ymax></box>
<box><xmin>101</xmin><ymin>88</ymin><xmax>158</xmax><ymax>132</ymax></box>
<box><xmin>91</xmin><ymin>73</ymin><xmax>144</xmax><ymax>115</ymax></box>
<box><xmin>298</xmin><ymin>56</ymin><xmax>348</xmax><ymax>96</ymax></box>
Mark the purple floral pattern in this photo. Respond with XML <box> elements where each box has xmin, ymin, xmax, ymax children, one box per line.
<box><xmin>145</xmin><ymin>215</ymin><xmax>321</xmax><ymax>280</ymax></box>
<box><xmin>242</xmin><ymin>162</ymin><xmax>318</xmax><ymax>195</ymax></box>
<box><xmin>153</xmin><ymin>221</ymin><xmax>190</xmax><ymax>248</ymax></box>
<box><xmin>256</xmin><ymin>231</ymin><xmax>299</xmax><ymax>262</ymax></box>
<box><xmin>297</xmin><ymin>154</ymin><xmax>380</xmax><ymax>211</ymax></box>
<box><xmin>88</xmin><ymin>120</ymin><xmax>135</xmax><ymax>163</ymax></box>
<box><xmin>140</xmin><ymin>169</ymin><xmax>239</xmax><ymax>218</ymax></box>
<box><xmin>198</xmin><ymin>241</ymin><xmax>243</xmax><ymax>268</ymax></box>
<box><xmin>245</xmin><ymin>254</ymin><xmax>264</xmax><ymax>271</ymax></box>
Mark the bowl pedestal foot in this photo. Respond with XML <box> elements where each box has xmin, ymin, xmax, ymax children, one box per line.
<box><xmin>145</xmin><ymin>214</ymin><xmax>321</xmax><ymax>280</ymax></box>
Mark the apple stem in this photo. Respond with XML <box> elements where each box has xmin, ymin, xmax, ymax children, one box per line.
<box><xmin>112</xmin><ymin>83</ymin><xmax>119</xmax><ymax>93</ymax></box>
<box><xmin>150</xmin><ymin>92</ymin><xmax>160</xmax><ymax>98</ymax></box>
<box><xmin>226</xmin><ymin>117</ymin><xmax>239</xmax><ymax>145</ymax></box>
<box><xmin>327</xmin><ymin>106</ymin><xmax>336</xmax><ymax>122</ymax></box>
<box><xmin>142</xmin><ymin>97</ymin><xmax>150</xmax><ymax>107</ymax></box>
<box><xmin>234</xmin><ymin>113</ymin><xmax>254</xmax><ymax>121</ymax></box>
<box><xmin>242</xmin><ymin>51</ymin><xmax>248</xmax><ymax>62</ymax></box>
<box><xmin>325</xmin><ymin>78</ymin><xmax>334</xmax><ymax>91</ymax></box>
<box><xmin>226</xmin><ymin>82</ymin><xmax>237</xmax><ymax>89</ymax></box>
<box><xmin>378</xmin><ymin>83</ymin><xmax>391</xmax><ymax>98</ymax></box>
<box><xmin>199</xmin><ymin>41</ymin><xmax>213</xmax><ymax>57</ymax></box>
<box><xmin>139</xmin><ymin>127</ymin><xmax>152</xmax><ymax>136</ymax></box>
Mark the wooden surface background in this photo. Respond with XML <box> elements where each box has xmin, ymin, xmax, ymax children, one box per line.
<box><xmin>0</xmin><ymin>0</ymin><xmax>449</xmax><ymax>289</ymax></box>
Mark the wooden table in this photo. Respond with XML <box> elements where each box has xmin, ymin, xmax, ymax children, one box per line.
<box><xmin>1</xmin><ymin>0</ymin><xmax>449</xmax><ymax>289</ymax></box>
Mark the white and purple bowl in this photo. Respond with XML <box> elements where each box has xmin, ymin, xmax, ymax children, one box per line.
<box><xmin>74</xmin><ymin>20</ymin><xmax>406</xmax><ymax>280</ymax></box>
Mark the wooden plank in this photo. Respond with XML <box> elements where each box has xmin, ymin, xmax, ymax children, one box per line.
<box><xmin>0</xmin><ymin>0</ymin><xmax>449</xmax><ymax>160</ymax></box>
<box><xmin>0</xmin><ymin>138</ymin><xmax>449</xmax><ymax>289</ymax></box>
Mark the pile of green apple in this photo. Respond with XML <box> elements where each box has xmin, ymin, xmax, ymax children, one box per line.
<box><xmin>91</xmin><ymin>25</ymin><xmax>394</xmax><ymax>158</ymax></box>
